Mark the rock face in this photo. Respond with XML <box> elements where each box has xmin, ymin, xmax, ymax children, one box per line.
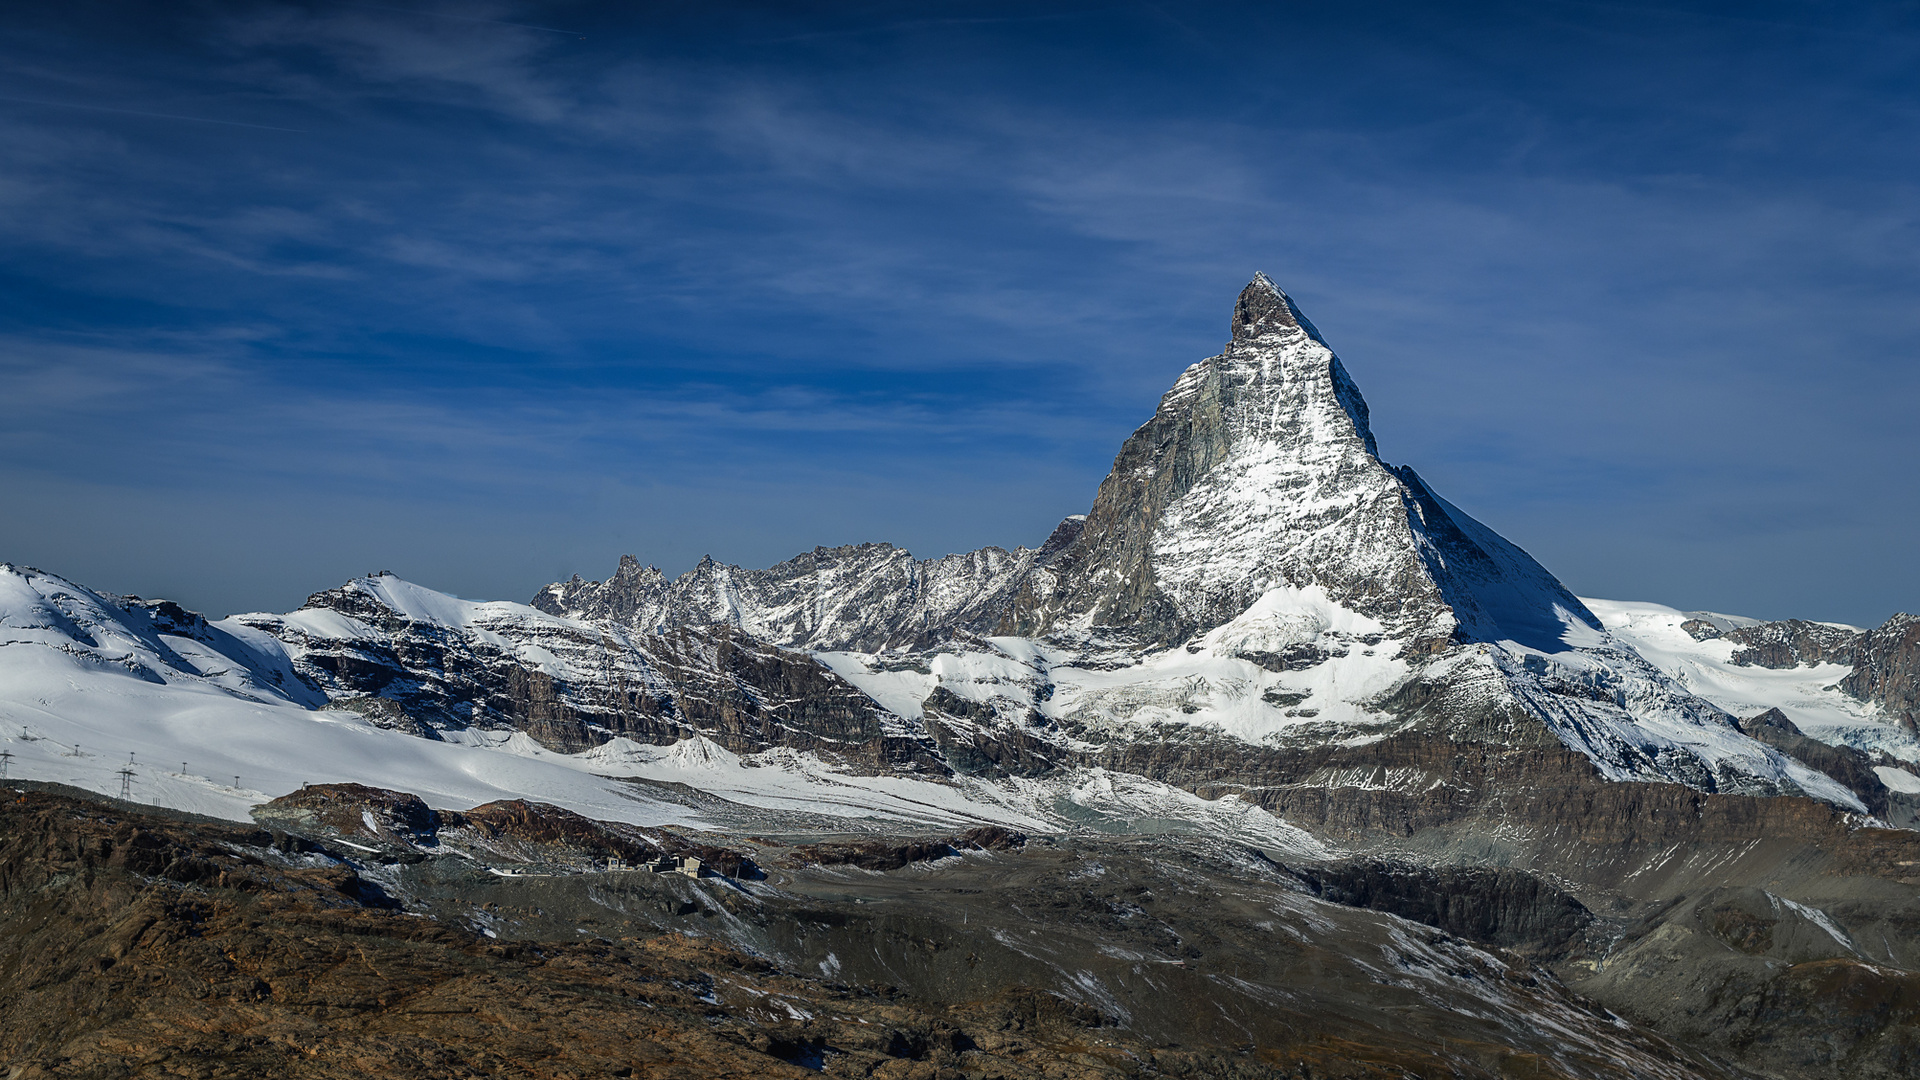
<box><xmin>786</xmin><ymin>826</ymin><xmax>1027</xmax><ymax>871</ymax></box>
<box><xmin>250</xmin><ymin>782</ymin><xmax>444</xmax><ymax>846</ymax></box>
<box><xmin>1568</xmin><ymin>882</ymin><xmax>1920</xmax><ymax>1079</ymax></box>
<box><xmin>1721</xmin><ymin>619</ymin><xmax>1863</xmax><ymax>669</ymax></box>
<box><xmin>532</xmin><ymin>542</ymin><xmax>1064</xmax><ymax>653</ymax></box>
<box><xmin>1007</xmin><ymin>273</ymin><xmax>1596</xmax><ymax>651</ymax></box>
<box><xmin>1842</xmin><ymin>613</ymin><xmax>1920</xmax><ymax>730</ymax></box>
<box><xmin>248</xmin><ymin>783</ymin><xmax>756</xmax><ymax>876</ymax></box>
<box><xmin>230</xmin><ymin>573</ymin><xmax>944</xmax><ymax>771</ymax></box>
<box><xmin>1733</xmin><ymin>708</ymin><xmax>1895</xmax><ymax>817</ymax></box>
<box><xmin>1679</xmin><ymin>611</ymin><xmax>1920</xmax><ymax>730</ymax></box>
<box><xmin>1295</xmin><ymin>859</ymin><xmax>1594</xmax><ymax>958</ymax></box>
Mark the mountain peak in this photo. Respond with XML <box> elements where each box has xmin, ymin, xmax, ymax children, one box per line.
<box><xmin>1232</xmin><ymin>272</ymin><xmax>1322</xmax><ymax>344</ymax></box>
<box><xmin>1001</xmin><ymin>272</ymin><xmax>1599</xmax><ymax>654</ymax></box>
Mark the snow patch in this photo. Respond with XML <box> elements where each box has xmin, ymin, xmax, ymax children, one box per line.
<box><xmin>1876</xmin><ymin>766</ymin><xmax>1920</xmax><ymax>795</ymax></box>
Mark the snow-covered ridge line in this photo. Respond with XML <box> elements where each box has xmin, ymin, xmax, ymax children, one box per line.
<box><xmin>1586</xmin><ymin>597</ymin><xmax>1920</xmax><ymax>763</ymax></box>
<box><xmin>0</xmin><ymin>563</ymin><xmax>1332</xmax><ymax>849</ymax></box>
<box><xmin>3</xmin><ymin>553</ymin><xmax>1875</xmax><ymax>837</ymax></box>
<box><xmin>5</xmin><ymin>276</ymin><xmax>1910</xmax><ymax>829</ymax></box>
<box><xmin>511</xmin><ymin>277</ymin><xmax>1877</xmax><ymax>808</ymax></box>
<box><xmin>357</xmin><ymin>563</ymin><xmax>1874</xmax><ymax>814</ymax></box>
<box><xmin>531</xmin><ymin>536</ymin><xmax>1075</xmax><ymax>655</ymax></box>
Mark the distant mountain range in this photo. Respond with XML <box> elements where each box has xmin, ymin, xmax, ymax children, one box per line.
<box><xmin>5</xmin><ymin>275</ymin><xmax>1919</xmax><ymax>1079</ymax></box>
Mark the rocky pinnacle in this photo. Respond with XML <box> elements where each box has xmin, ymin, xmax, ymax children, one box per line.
<box><xmin>1008</xmin><ymin>273</ymin><xmax>1595</xmax><ymax>651</ymax></box>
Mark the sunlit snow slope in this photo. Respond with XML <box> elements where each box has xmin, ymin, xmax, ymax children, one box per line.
<box><xmin>533</xmin><ymin>275</ymin><xmax>1860</xmax><ymax>808</ymax></box>
<box><xmin>1</xmin><ymin>276</ymin><xmax>1901</xmax><ymax>831</ymax></box>
<box><xmin>1587</xmin><ymin>597</ymin><xmax>1920</xmax><ymax>764</ymax></box>
<box><xmin>0</xmin><ymin>563</ymin><xmax>1329</xmax><ymax>852</ymax></box>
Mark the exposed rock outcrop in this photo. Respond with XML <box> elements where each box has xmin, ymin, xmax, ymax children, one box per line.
<box><xmin>787</xmin><ymin>826</ymin><xmax>1027</xmax><ymax>871</ymax></box>
<box><xmin>531</xmin><ymin>541</ymin><xmax>1071</xmax><ymax>653</ymax></box>
<box><xmin>1721</xmin><ymin>619</ymin><xmax>1864</xmax><ymax>669</ymax></box>
<box><xmin>1734</xmin><ymin>708</ymin><xmax>1894</xmax><ymax>816</ymax></box>
<box><xmin>234</xmin><ymin>576</ymin><xmax>946</xmax><ymax>772</ymax></box>
<box><xmin>250</xmin><ymin>782</ymin><xmax>442</xmax><ymax>847</ymax></box>
<box><xmin>1842</xmin><ymin>613</ymin><xmax>1920</xmax><ymax>730</ymax></box>
<box><xmin>1569</xmin><ymin>885</ymin><xmax>1920</xmax><ymax>1079</ymax></box>
<box><xmin>1676</xmin><ymin>611</ymin><xmax>1920</xmax><ymax>730</ymax></box>
<box><xmin>248</xmin><ymin>784</ymin><xmax>758</xmax><ymax>876</ymax></box>
<box><xmin>1296</xmin><ymin>859</ymin><xmax>1594</xmax><ymax>958</ymax></box>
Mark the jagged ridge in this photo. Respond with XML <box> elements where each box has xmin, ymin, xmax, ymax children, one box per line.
<box><xmin>0</xmin><ymin>275</ymin><xmax>1900</xmax><ymax>820</ymax></box>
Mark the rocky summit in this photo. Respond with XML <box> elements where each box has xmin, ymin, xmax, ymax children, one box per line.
<box><xmin>5</xmin><ymin>275</ymin><xmax>1920</xmax><ymax>1080</ymax></box>
<box><xmin>529</xmin><ymin>275</ymin><xmax>1859</xmax><ymax>805</ymax></box>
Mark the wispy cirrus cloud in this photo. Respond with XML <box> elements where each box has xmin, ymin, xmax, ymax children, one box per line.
<box><xmin>0</xmin><ymin>0</ymin><xmax>1916</xmax><ymax>623</ymax></box>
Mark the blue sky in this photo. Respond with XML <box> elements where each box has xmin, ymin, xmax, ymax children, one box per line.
<box><xmin>1</xmin><ymin>1</ymin><xmax>1916</xmax><ymax>626</ymax></box>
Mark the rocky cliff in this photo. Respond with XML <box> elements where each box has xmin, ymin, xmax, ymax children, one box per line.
<box><xmin>230</xmin><ymin>573</ymin><xmax>945</xmax><ymax>771</ymax></box>
<box><xmin>1842</xmin><ymin>613</ymin><xmax>1920</xmax><ymax>730</ymax></box>
<box><xmin>1679</xmin><ymin>610</ymin><xmax>1920</xmax><ymax>730</ymax></box>
<box><xmin>1005</xmin><ymin>274</ymin><xmax>1596</xmax><ymax>652</ymax></box>
<box><xmin>531</xmin><ymin>541</ymin><xmax>1065</xmax><ymax>653</ymax></box>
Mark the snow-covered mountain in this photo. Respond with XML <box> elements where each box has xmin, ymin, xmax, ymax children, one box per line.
<box><xmin>3</xmin><ymin>274</ymin><xmax>1912</xmax><ymax>829</ymax></box>
<box><xmin>536</xmin><ymin>275</ymin><xmax>1870</xmax><ymax>806</ymax></box>
<box><xmin>533</xmin><ymin>274</ymin><xmax>1596</xmax><ymax>654</ymax></box>
<box><xmin>0</xmin><ymin>561</ymin><xmax>1332</xmax><ymax>852</ymax></box>
<box><xmin>1589</xmin><ymin>598</ymin><xmax>1920</xmax><ymax>807</ymax></box>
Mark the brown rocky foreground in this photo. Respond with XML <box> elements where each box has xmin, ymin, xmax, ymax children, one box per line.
<box><xmin>2</xmin><ymin>785</ymin><xmax>1731</xmax><ymax>1080</ymax></box>
<box><xmin>0</xmin><ymin>787</ymin><xmax>1180</xmax><ymax>1080</ymax></box>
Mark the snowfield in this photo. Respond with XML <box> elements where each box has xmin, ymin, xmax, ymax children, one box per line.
<box><xmin>1585</xmin><ymin>597</ymin><xmax>1920</xmax><ymax>763</ymax></box>
<box><xmin>0</xmin><ymin>563</ymin><xmax>1332</xmax><ymax>850</ymax></box>
<box><xmin>0</xmin><ymin>560</ymin><xmax>1877</xmax><ymax>837</ymax></box>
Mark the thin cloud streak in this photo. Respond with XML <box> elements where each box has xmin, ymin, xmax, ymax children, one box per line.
<box><xmin>0</xmin><ymin>95</ymin><xmax>307</xmax><ymax>132</ymax></box>
<box><xmin>0</xmin><ymin>1</ymin><xmax>1914</xmax><ymax>625</ymax></box>
<box><xmin>348</xmin><ymin>4</ymin><xmax>588</xmax><ymax>37</ymax></box>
